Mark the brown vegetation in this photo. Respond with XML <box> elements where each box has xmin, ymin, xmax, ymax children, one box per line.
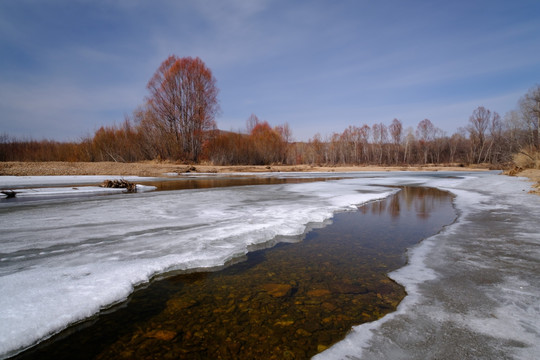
<box><xmin>512</xmin><ymin>147</ymin><xmax>540</xmax><ymax>170</ymax></box>
<box><xmin>101</xmin><ymin>179</ymin><xmax>137</xmax><ymax>193</ymax></box>
<box><xmin>521</xmin><ymin>169</ymin><xmax>540</xmax><ymax>195</ymax></box>
<box><xmin>143</xmin><ymin>55</ymin><xmax>219</xmax><ymax>162</ymax></box>
<box><xmin>503</xmin><ymin>146</ymin><xmax>540</xmax><ymax>194</ymax></box>
<box><xmin>1</xmin><ymin>55</ymin><xmax>538</xmax><ymax>173</ymax></box>
<box><xmin>2</xmin><ymin>93</ymin><xmax>537</xmax><ymax>169</ymax></box>
<box><xmin>205</xmin><ymin>115</ymin><xmax>290</xmax><ymax>165</ymax></box>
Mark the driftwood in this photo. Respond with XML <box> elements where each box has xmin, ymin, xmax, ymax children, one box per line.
<box><xmin>1</xmin><ymin>190</ymin><xmax>17</xmax><ymax>198</ymax></box>
<box><xmin>100</xmin><ymin>179</ymin><xmax>137</xmax><ymax>193</ymax></box>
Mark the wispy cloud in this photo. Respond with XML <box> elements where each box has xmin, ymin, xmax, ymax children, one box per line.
<box><xmin>0</xmin><ymin>79</ymin><xmax>145</xmax><ymax>139</ymax></box>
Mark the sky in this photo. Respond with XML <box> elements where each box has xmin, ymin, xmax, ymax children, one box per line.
<box><xmin>1</xmin><ymin>0</ymin><xmax>539</xmax><ymax>142</ymax></box>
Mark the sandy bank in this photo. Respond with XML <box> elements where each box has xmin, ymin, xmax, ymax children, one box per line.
<box><xmin>0</xmin><ymin>161</ymin><xmax>489</xmax><ymax>177</ymax></box>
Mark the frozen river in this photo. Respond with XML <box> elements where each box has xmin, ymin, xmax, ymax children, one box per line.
<box><xmin>0</xmin><ymin>171</ymin><xmax>539</xmax><ymax>359</ymax></box>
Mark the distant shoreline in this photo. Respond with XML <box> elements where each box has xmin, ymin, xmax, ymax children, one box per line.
<box><xmin>0</xmin><ymin>161</ymin><xmax>491</xmax><ymax>177</ymax></box>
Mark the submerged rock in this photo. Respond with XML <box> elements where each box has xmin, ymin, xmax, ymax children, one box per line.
<box><xmin>307</xmin><ymin>289</ymin><xmax>331</xmax><ymax>297</ymax></box>
<box><xmin>329</xmin><ymin>282</ymin><xmax>369</xmax><ymax>294</ymax></box>
<box><xmin>261</xmin><ymin>283</ymin><xmax>293</xmax><ymax>297</ymax></box>
<box><xmin>144</xmin><ymin>329</ymin><xmax>177</xmax><ymax>341</ymax></box>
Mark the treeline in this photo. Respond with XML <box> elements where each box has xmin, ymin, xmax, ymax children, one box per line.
<box><xmin>0</xmin><ymin>134</ymin><xmax>89</xmax><ymax>162</ymax></box>
<box><xmin>0</xmin><ymin>113</ymin><xmax>291</xmax><ymax>164</ymax></box>
<box><xmin>205</xmin><ymin>114</ymin><xmax>292</xmax><ymax>165</ymax></box>
<box><xmin>1</xmin><ymin>100</ymin><xmax>537</xmax><ymax>167</ymax></box>
<box><xmin>293</xmin><ymin>108</ymin><xmax>519</xmax><ymax>167</ymax></box>
<box><xmin>1</xmin><ymin>55</ymin><xmax>538</xmax><ymax>169</ymax></box>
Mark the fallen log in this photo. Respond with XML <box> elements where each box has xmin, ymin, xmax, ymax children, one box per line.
<box><xmin>1</xmin><ymin>190</ymin><xmax>18</xmax><ymax>198</ymax></box>
<box><xmin>100</xmin><ymin>179</ymin><xmax>137</xmax><ymax>193</ymax></box>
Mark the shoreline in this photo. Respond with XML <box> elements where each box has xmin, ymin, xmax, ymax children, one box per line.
<box><xmin>1</xmin><ymin>161</ymin><xmax>537</xmax><ymax>195</ymax></box>
<box><xmin>0</xmin><ymin>161</ymin><xmax>491</xmax><ymax>177</ymax></box>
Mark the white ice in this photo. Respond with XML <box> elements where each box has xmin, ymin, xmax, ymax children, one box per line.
<box><xmin>0</xmin><ymin>176</ymin><xmax>157</xmax><ymax>199</ymax></box>
<box><xmin>0</xmin><ymin>185</ymin><xmax>156</xmax><ymax>199</ymax></box>
<box><xmin>0</xmin><ymin>175</ymin><xmax>162</xmax><ymax>188</ymax></box>
<box><xmin>0</xmin><ymin>174</ymin><xmax>392</xmax><ymax>358</ymax></box>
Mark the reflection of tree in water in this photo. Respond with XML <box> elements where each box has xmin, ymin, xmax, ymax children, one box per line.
<box><xmin>389</xmin><ymin>193</ymin><xmax>400</xmax><ymax>218</ymax></box>
<box><xmin>362</xmin><ymin>187</ymin><xmax>449</xmax><ymax>220</ymax></box>
<box><xmin>371</xmin><ymin>198</ymin><xmax>387</xmax><ymax>215</ymax></box>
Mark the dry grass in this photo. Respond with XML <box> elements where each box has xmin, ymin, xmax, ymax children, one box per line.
<box><xmin>512</xmin><ymin>148</ymin><xmax>540</xmax><ymax>170</ymax></box>
<box><xmin>0</xmin><ymin>161</ymin><xmax>490</xmax><ymax>177</ymax></box>
<box><xmin>504</xmin><ymin>148</ymin><xmax>540</xmax><ymax>195</ymax></box>
<box><xmin>516</xmin><ymin>169</ymin><xmax>540</xmax><ymax>195</ymax></box>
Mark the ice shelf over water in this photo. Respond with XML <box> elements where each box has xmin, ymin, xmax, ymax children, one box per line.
<box><xmin>315</xmin><ymin>172</ymin><xmax>540</xmax><ymax>360</ymax></box>
<box><xmin>0</xmin><ymin>173</ymin><xmax>391</xmax><ymax>358</ymax></box>
<box><xmin>0</xmin><ymin>185</ymin><xmax>156</xmax><ymax>199</ymax></box>
<box><xmin>0</xmin><ymin>172</ymin><xmax>539</xmax><ymax>359</ymax></box>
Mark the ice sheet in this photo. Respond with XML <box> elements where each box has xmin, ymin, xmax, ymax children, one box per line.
<box><xmin>0</xmin><ymin>175</ymin><xmax>162</xmax><ymax>188</ymax></box>
<box><xmin>0</xmin><ymin>184</ymin><xmax>156</xmax><ymax>199</ymax></box>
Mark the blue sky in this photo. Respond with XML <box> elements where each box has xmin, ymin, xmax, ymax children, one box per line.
<box><xmin>1</xmin><ymin>0</ymin><xmax>539</xmax><ymax>141</ymax></box>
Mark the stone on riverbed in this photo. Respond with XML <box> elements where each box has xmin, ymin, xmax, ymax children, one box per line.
<box><xmin>261</xmin><ymin>283</ymin><xmax>293</xmax><ymax>297</ymax></box>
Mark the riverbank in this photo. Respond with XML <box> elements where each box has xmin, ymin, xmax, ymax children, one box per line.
<box><xmin>0</xmin><ymin>161</ymin><xmax>490</xmax><ymax>176</ymax></box>
<box><xmin>5</xmin><ymin>161</ymin><xmax>540</xmax><ymax>195</ymax></box>
<box><xmin>518</xmin><ymin>168</ymin><xmax>540</xmax><ymax>194</ymax></box>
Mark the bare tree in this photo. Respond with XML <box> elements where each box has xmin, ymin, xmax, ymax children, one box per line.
<box><xmin>431</xmin><ymin>128</ymin><xmax>446</xmax><ymax>164</ymax></box>
<box><xmin>372</xmin><ymin>123</ymin><xmax>388</xmax><ymax>164</ymax></box>
<box><xmin>275</xmin><ymin>122</ymin><xmax>293</xmax><ymax>163</ymax></box>
<box><xmin>448</xmin><ymin>129</ymin><xmax>467</xmax><ymax>164</ymax></box>
<box><xmin>309</xmin><ymin>133</ymin><xmax>326</xmax><ymax>165</ymax></box>
<box><xmin>504</xmin><ymin>110</ymin><xmax>525</xmax><ymax>155</ymax></box>
<box><xmin>416</xmin><ymin>119</ymin><xmax>435</xmax><ymax>164</ymax></box>
<box><xmin>246</xmin><ymin>113</ymin><xmax>260</xmax><ymax>134</ymax></box>
<box><xmin>402</xmin><ymin>127</ymin><xmax>415</xmax><ymax>164</ymax></box>
<box><xmin>389</xmin><ymin>118</ymin><xmax>403</xmax><ymax>164</ymax></box>
<box><xmin>146</xmin><ymin>55</ymin><xmax>219</xmax><ymax>161</ymax></box>
<box><xmin>519</xmin><ymin>85</ymin><xmax>540</xmax><ymax>149</ymax></box>
<box><xmin>483</xmin><ymin>112</ymin><xmax>503</xmax><ymax>163</ymax></box>
<box><xmin>467</xmin><ymin>106</ymin><xmax>493</xmax><ymax>163</ymax></box>
<box><xmin>358</xmin><ymin>124</ymin><xmax>371</xmax><ymax>163</ymax></box>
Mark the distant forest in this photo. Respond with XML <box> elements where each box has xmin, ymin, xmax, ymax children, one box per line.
<box><xmin>1</xmin><ymin>56</ymin><xmax>539</xmax><ymax>168</ymax></box>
